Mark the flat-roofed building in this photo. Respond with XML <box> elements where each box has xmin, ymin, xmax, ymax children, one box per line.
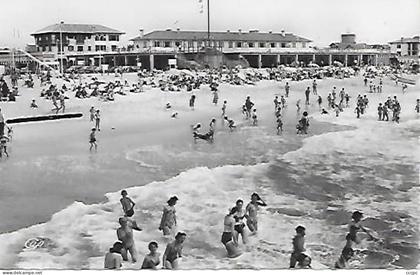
<box><xmin>389</xmin><ymin>36</ymin><xmax>419</xmax><ymax>57</ymax></box>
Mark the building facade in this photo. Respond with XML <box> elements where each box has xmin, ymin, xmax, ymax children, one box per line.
<box><xmin>31</xmin><ymin>23</ymin><xmax>124</xmax><ymax>66</ymax></box>
<box><xmin>389</xmin><ymin>36</ymin><xmax>419</xmax><ymax>57</ymax></box>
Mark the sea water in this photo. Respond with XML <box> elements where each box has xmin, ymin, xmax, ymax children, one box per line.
<box><xmin>0</xmin><ymin>77</ymin><xmax>418</xmax><ymax>269</ymax></box>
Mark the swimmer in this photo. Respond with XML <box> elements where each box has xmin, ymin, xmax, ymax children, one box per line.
<box><xmin>159</xmin><ymin>196</ymin><xmax>178</xmax><ymax>236</ymax></box>
<box><xmin>120</xmin><ymin>190</ymin><xmax>136</xmax><ymax>217</ymax></box>
<box><xmin>89</xmin><ymin>128</ymin><xmax>97</xmax><ymax>151</ymax></box>
<box><xmin>104</xmin><ymin>242</ymin><xmax>124</xmax><ymax>269</ymax></box>
<box><xmin>141</xmin><ymin>242</ymin><xmax>161</xmax><ymax>269</ymax></box>
<box><xmin>290</xmin><ymin>225</ymin><xmax>311</xmax><ymax>268</ymax></box>
<box><xmin>0</xmin><ymin>135</ymin><xmax>10</xmax><ymax>158</ymax></box>
<box><xmin>221</xmin><ymin>208</ymin><xmax>242</xmax><ymax>258</ymax></box>
<box><xmin>276</xmin><ymin>116</ymin><xmax>283</xmax><ymax>135</ymax></box>
<box><xmin>89</xmin><ymin>106</ymin><xmax>95</xmax><ymax>122</ymax></box>
<box><xmin>163</xmin><ymin>232</ymin><xmax>186</xmax><ymax>270</ymax></box>
<box><xmin>117</xmin><ymin>217</ymin><xmax>142</xmax><ymax>263</ymax></box>
<box><xmin>232</xmin><ymin>200</ymin><xmax>248</xmax><ymax>244</ymax></box>
<box><xmin>245</xmin><ymin>193</ymin><xmax>267</xmax><ymax>234</ymax></box>
<box><xmin>345</xmin><ymin>211</ymin><xmax>378</xmax><ymax>248</ymax></box>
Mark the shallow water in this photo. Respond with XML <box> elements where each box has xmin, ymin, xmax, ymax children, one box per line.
<box><xmin>0</xmin><ymin>75</ymin><xmax>419</xmax><ymax>269</ymax></box>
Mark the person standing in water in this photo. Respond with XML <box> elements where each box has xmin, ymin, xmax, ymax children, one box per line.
<box><xmin>162</xmin><ymin>232</ymin><xmax>187</xmax><ymax>270</ymax></box>
<box><xmin>141</xmin><ymin>242</ymin><xmax>161</xmax><ymax>269</ymax></box>
<box><xmin>221</xmin><ymin>208</ymin><xmax>242</xmax><ymax>258</ymax></box>
<box><xmin>104</xmin><ymin>242</ymin><xmax>124</xmax><ymax>269</ymax></box>
<box><xmin>245</xmin><ymin>193</ymin><xmax>267</xmax><ymax>234</ymax></box>
<box><xmin>305</xmin><ymin>87</ymin><xmax>311</xmax><ymax>105</ymax></box>
<box><xmin>221</xmin><ymin>100</ymin><xmax>227</xmax><ymax>118</ymax></box>
<box><xmin>117</xmin><ymin>217</ymin><xmax>142</xmax><ymax>263</ymax></box>
<box><xmin>89</xmin><ymin>128</ymin><xmax>97</xmax><ymax>151</ymax></box>
<box><xmin>415</xmin><ymin>99</ymin><xmax>420</xmax><ymax>117</ymax></box>
<box><xmin>276</xmin><ymin>116</ymin><xmax>283</xmax><ymax>135</ymax></box>
<box><xmin>345</xmin><ymin>211</ymin><xmax>378</xmax><ymax>248</ymax></box>
<box><xmin>120</xmin><ymin>190</ymin><xmax>136</xmax><ymax>217</ymax></box>
<box><xmin>89</xmin><ymin>106</ymin><xmax>96</xmax><ymax>122</ymax></box>
<box><xmin>159</xmin><ymin>196</ymin><xmax>178</xmax><ymax>236</ymax></box>
<box><xmin>95</xmin><ymin>109</ymin><xmax>101</xmax><ymax>131</ymax></box>
<box><xmin>212</xmin><ymin>89</ymin><xmax>219</xmax><ymax>105</ymax></box>
<box><xmin>289</xmin><ymin>225</ymin><xmax>311</xmax><ymax>268</ymax></box>
<box><xmin>232</xmin><ymin>199</ymin><xmax>248</xmax><ymax>244</ymax></box>
<box><xmin>189</xmin><ymin>94</ymin><xmax>196</xmax><ymax>110</ymax></box>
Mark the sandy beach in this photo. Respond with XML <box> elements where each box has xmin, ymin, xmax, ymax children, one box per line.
<box><xmin>0</xmin><ymin>71</ymin><xmax>419</xmax><ymax>269</ymax></box>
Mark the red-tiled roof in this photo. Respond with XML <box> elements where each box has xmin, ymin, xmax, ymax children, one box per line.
<box><xmin>389</xmin><ymin>36</ymin><xmax>420</xmax><ymax>44</ymax></box>
<box><xmin>131</xmin><ymin>30</ymin><xmax>311</xmax><ymax>43</ymax></box>
<box><xmin>32</xmin><ymin>24</ymin><xmax>124</xmax><ymax>35</ymax></box>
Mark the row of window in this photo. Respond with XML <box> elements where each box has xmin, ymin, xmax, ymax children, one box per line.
<box><xmin>37</xmin><ymin>45</ymin><xmax>118</xmax><ymax>52</ymax></box>
<box><xmin>36</xmin><ymin>34</ymin><xmax>119</xmax><ymax>42</ymax></box>
<box><xmin>148</xmin><ymin>40</ymin><xmax>302</xmax><ymax>48</ymax></box>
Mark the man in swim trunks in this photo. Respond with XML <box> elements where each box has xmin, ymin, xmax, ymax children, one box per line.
<box><xmin>221</xmin><ymin>208</ymin><xmax>242</xmax><ymax>258</ymax></box>
<box><xmin>290</xmin><ymin>225</ymin><xmax>311</xmax><ymax>268</ymax></box>
<box><xmin>163</xmin><ymin>232</ymin><xmax>186</xmax><ymax>269</ymax></box>
<box><xmin>141</xmin><ymin>242</ymin><xmax>161</xmax><ymax>269</ymax></box>
<box><xmin>117</xmin><ymin>217</ymin><xmax>142</xmax><ymax>263</ymax></box>
<box><xmin>246</xmin><ymin>193</ymin><xmax>267</xmax><ymax>234</ymax></box>
<box><xmin>120</xmin><ymin>190</ymin><xmax>136</xmax><ymax>217</ymax></box>
<box><xmin>104</xmin><ymin>242</ymin><xmax>124</xmax><ymax>269</ymax></box>
<box><xmin>159</xmin><ymin>196</ymin><xmax>178</xmax><ymax>236</ymax></box>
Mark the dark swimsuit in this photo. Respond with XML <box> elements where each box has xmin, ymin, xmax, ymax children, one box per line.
<box><xmin>221</xmin><ymin>232</ymin><xmax>233</xmax><ymax>245</ymax></box>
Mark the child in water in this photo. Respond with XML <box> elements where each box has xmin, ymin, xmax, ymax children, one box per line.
<box><xmin>89</xmin><ymin>128</ymin><xmax>97</xmax><ymax>151</ymax></box>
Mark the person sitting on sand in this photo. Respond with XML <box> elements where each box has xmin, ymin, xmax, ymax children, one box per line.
<box><xmin>117</xmin><ymin>217</ymin><xmax>142</xmax><ymax>263</ymax></box>
<box><xmin>104</xmin><ymin>242</ymin><xmax>124</xmax><ymax>269</ymax></box>
<box><xmin>290</xmin><ymin>225</ymin><xmax>311</xmax><ymax>268</ymax></box>
<box><xmin>159</xmin><ymin>196</ymin><xmax>178</xmax><ymax>236</ymax></box>
<box><xmin>163</xmin><ymin>232</ymin><xmax>186</xmax><ymax>270</ymax></box>
<box><xmin>120</xmin><ymin>190</ymin><xmax>136</xmax><ymax>217</ymax></box>
<box><xmin>321</xmin><ymin>108</ymin><xmax>328</xmax><ymax>114</ymax></box>
<box><xmin>246</xmin><ymin>193</ymin><xmax>267</xmax><ymax>234</ymax></box>
<box><xmin>221</xmin><ymin>208</ymin><xmax>242</xmax><ymax>258</ymax></box>
<box><xmin>141</xmin><ymin>242</ymin><xmax>161</xmax><ymax>269</ymax></box>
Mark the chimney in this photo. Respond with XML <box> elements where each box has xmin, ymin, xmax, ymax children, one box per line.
<box><xmin>268</xmin><ymin>30</ymin><xmax>273</xmax><ymax>34</ymax></box>
<box><xmin>226</xmin><ymin>30</ymin><xmax>230</xmax><ymax>33</ymax></box>
<box><xmin>238</xmin><ymin>29</ymin><xmax>242</xmax><ymax>34</ymax></box>
<box><xmin>281</xmin><ymin>30</ymin><xmax>285</xmax><ymax>37</ymax></box>
<box><xmin>176</xmin><ymin>28</ymin><xmax>180</xmax><ymax>33</ymax></box>
<box><xmin>139</xmin><ymin>29</ymin><xmax>144</xmax><ymax>38</ymax></box>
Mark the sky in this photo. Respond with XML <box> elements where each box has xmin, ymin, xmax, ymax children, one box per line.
<box><xmin>0</xmin><ymin>0</ymin><xmax>419</xmax><ymax>48</ymax></box>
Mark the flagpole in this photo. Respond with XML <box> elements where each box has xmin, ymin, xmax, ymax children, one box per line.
<box><xmin>207</xmin><ymin>0</ymin><xmax>210</xmax><ymax>47</ymax></box>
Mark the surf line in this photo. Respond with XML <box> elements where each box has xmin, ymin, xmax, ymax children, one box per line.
<box><xmin>6</xmin><ymin>113</ymin><xmax>83</xmax><ymax>124</ymax></box>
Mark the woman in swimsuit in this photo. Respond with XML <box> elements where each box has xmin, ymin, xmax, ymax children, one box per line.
<box><xmin>221</xmin><ymin>208</ymin><xmax>242</xmax><ymax>258</ymax></box>
<box><xmin>232</xmin><ymin>199</ymin><xmax>248</xmax><ymax>244</ymax></box>
<box><xmin>246</xmin><ymin>193</ymin><xmax>267</xmax><ymax>234</ymax></box>
<box><xmin>159</xmin><ymin>196</ymin><xmax>178</xmax><ymax>236</ymax></box>
<box><xmin>141</xmin><ymin>242</ymin><xmax>160</xmax><ymax>269</ymax></box>
<box><xmin>163</xmin><ymin>232</ymin><xmax>186</xmax><ymax>269</ymax></box>
<box><xmin>345</xmin><ymin>211</ymin><xmax>378</xmax><ymax>247</ymax></box>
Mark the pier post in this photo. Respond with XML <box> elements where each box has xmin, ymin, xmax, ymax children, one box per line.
<box><xmin>344</xmin><ymin>54</ymin><xmax>348</xmax><ymax>67</ymax></box>
<box><xmin>328</xmin><ymin>54</ymin><xmax>332</xmax><ymax>65</ymax></box>
<box><xmin>359</xmin><ymin>54</ymin><xmax>363</xmax><ymax>65</ymax></box>
<box><xmin>124</xmin><ymin>55</ymin><xmax>129</xmax><ymax>66</ymax></box>
<box><xmin>312</xmin><ymin>54</ymin><xmax>316</xmax><ymax>64</ymax></box>
<box><xmin>113</xmin><ymin>56</ymin><xmax>117</xmax><ymax>67</ymax></box>
<box><xmin>258</xmin><ymin>54</ymin><xmax>262</xmax><ymax>68</ymax></box>
<box><xmin>375</xmin><ymin>54</ymin><xmax>378</xmax><ymax>66</ymax></box>
<box><xmin>277</xmin><ymin>54</ymin><xmax>281</xmax><ymax>66</ymax></box>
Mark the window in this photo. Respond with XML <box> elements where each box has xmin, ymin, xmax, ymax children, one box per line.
<box><xmin>95</xmin><ymin>45</ymin><xmax>100</xmax><ymax>51</ymax></box>
<box><xmin>87</xmin><ymin>46</ymin><xmax>92</xmax><ymax>51</ymax></box>
<box><xmin>237</xmin><ymin>42</ymin><xmax>242</xmax><ymax>48</ymax></box>
<box><xmin>175</xmin><ymin>41</ymin><xmax>181</xmax><ymax>47</ymax></box>
<box><xmin>101</xmin><ymin>45</ymin><xmax>106</xmax><ymax>51</ymax></box>
<box><xmin>111</xmin><ymin>45</ymin><xmax>117</xmax><ymax>51</ymax></box>
<box><xmin>51</xmin><ymin>34</ymin><xmax>56</xmax><ymax>41</ymax></box>
<box><xmin>136</xmin><ymin>45</ymin><xmax>140</xmax><ymax>49</ymax></box>
<box><xmin>302</xmin><ymin>43</ymin><xmax>306</xmax><ymax>48</ymax></box>
<box><xmin>281</xmin><ymin>43</ymin><xmax>286</xmax><ymax>48</ymax></box>
<box><xmin>218</xmin><ymin>41</ymin><xmax>224</xmax><ymax>47</ymax></box>
<box><xmin>42</xmin><ymin>46</ymin><xmax>46</xmax><ymax>52</ymax></box>
<box><xmin>37</xmin><ymin>47</ymin><xmax>40</xmax><ymax>52</ymax></box>
<box><xmin>68</xmin><ymin>46</ymin><xmax>74</xmax><ymax>51</ymax></box>
<box><xmin>228</xmin><ymin>41</ymin><xmax>233</xmax><ymax>48</ymax></box>
<box><xmin>109</xmin><ymin>35</ymin><xmax>119</xmax><ymax>41</ymax></box>
<box><xmin>259</xmin><ymin>42</ymin><xmax>265</xmax><ymax>48</ymax></box>
<box><xmin>77</xmin><ymin>46</ymin><xmax>84</xmax><ymax>52</ymax></box>
<box><xmin>396</xmin><ymin>44</ymin><xmax>401</xmax><ymax>49</ymax></box>
<box><xmin>248</xmin><ymin>42</ymin><xmax>254</xmax><ymax>48</ymax></box>
<box><xmin>188</xmin><ymin>41</ymin><xmax>193</xmax><ymax>48</ymax></box>
<box><xmin>164</xmin><ymin>41</ymin><xmax>171</xmax><ymax>47</ymax></box>
<box><xmin>270</xmin><ymin>42</ymin><xmax>276</xmax><ymax>48</ymax></box>
<box><xmin>154</xmin><ymin>41</ymin><xmax>161</xmax><ymax>47</ymax></box>
<box><xmin>48</xmin><ymin>46</ymin><xmax>52</xmax><ymax>52</ymax></box>
<box><xmin>292</xmin><ymin>42</ymin><xmax>296</xmax><ymax>48</ymax></box>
